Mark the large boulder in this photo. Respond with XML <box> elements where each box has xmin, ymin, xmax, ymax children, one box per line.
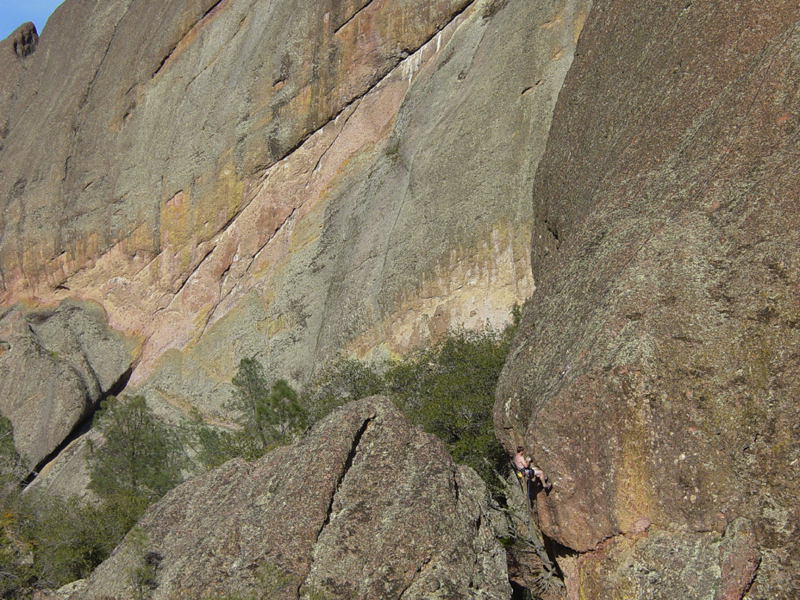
<box><xmin>495</xmin><ymin>1</ymin><xmax>800</xmax><ymax>599</ymax></box>
<box><xmin>0</xmin><ymin>300</ymin><xmax>137</xmax><ymax>470</ymax></box>
<box><xmin>72</xmin><ymin>397</ymin><xmax>510</xmax><ymax>599</ymax></box>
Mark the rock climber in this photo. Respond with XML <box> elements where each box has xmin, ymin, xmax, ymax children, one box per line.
<box><xmin>514</xmin><ymin>446</ymin><xmax>552</xmax><ymax>495</ymax></box>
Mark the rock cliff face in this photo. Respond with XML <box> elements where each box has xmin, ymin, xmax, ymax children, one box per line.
<box><xmin>495</xmin><ymin>1</ymin><xmax>800</xmax><ymax>598</ymax></box>
<box><xmin>68</xmin><ymin>397</ymin><xmax>510</xmax><ymax>599</ymax></box>
<box><xmin>0</xmin><ymin>300</ymin><xmax>136</xmax><ymax>471</ymax></box>
<box><xmin>0</xmin><ymin>0</ymin><xmax>588</xmax><ymax>427</ymax></box>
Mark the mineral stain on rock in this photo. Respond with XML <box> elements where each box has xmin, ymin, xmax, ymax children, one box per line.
<box><xmin>1</xmin><ymin>0</ymin><xmax>798</xmax><ymax>598</ymax></box>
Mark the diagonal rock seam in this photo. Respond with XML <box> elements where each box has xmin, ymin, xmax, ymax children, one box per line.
<box><xmin>55</xmin><ymin>0</ymin><xmax>477</xmax><ymax>306</ymax></box>
<box><xmin>24</xmin><ymin>363</ymin><xmax>133</xmax><ymax>484</ymax></box>
<box><xmin>75</xmin><ymin>1</ymin><xmax>135</xmax><ymax>116</ymax></box>
<box><xmin>152</xmin><ymin>0</ymin><xmax>229</xmax><ymax>79</ymax></box>
<box><xmin>298</xmin><ymin>415</ymin><xmax>373</xmax><ymax>597</ymax></box>
<box><xmin>249</xmin><ymin>0</ymin><xmax>477</xmax><ymax>180</ymax></box>
<box><xmin>317</xmin><ymin>416</ymin><xmax>372</xmax><ymax>540</ymax></box>
<box><xmin>333</xmin><ymin>0</ymin><xmax>378</xmax><ymax>36</ymax></box>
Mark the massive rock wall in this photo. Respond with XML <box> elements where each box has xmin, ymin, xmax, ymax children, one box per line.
<box><xmin>496</xmin><ymin>1</ymin><xmax>800</xmax><ymax>598</ymax></box>
<box><xmin>0</xmin><ymin>0</ymin><xmax>588</xmax><ymax>428</ymax></box>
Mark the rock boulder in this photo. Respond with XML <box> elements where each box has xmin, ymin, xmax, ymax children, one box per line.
<box><xmin>0</xmin><ymin>300</ymin><xmax>137</xmax><ymax>470</ymax></box>
<box><xmin>74</xmin><ymin>397</ymin><xmax>510</xmax><ymax>599</ymax></box>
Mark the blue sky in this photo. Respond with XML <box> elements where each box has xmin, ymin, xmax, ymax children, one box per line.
<box><xmin>1</xmin><ymin>0</ymin><xmax>65</xmax><ymax>41</ymax></box>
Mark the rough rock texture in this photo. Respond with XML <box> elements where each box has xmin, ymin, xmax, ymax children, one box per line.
<box><xmin>23</xmin><ymin>429</ymin><xmax>101</xmax><ymax>502</ymax></box>
<box><xmin>72</xmin><ymin>397</ymin><xmax>510</xmax><ymax>599</ymax></box>
<box><xmin>0</xmin><ymin>300</ymin><xmax>136</xmax><ymax>470</ymax></box>
<box><xmin>0</xmin><ymin>0</ymin><xmax>588</xmax><ymax>424</ymax></box>
<box><xmin>495</xmin><ymin>1</ymin><xmax>800</xmax><ymax>598</ymax></box>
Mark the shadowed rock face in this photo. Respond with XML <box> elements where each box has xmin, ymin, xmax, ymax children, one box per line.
<box><xmin>0</xmin><ymin>300</ymin><xmax>137</xmax><ymax>471</ymax></box>
<box><xmin>495</xmin><ymin>1</ymin><xmax>800</xmax><ymax>598</ymax></box>
<box><xmin>0</xmin><ymin>0</ymin><xmax>588</xmax><ymax>425</ymax></box>
<box><xmin>70</xmin><ymin>397</ymin><xmax>510</xmax><ymax>599</ymax></box>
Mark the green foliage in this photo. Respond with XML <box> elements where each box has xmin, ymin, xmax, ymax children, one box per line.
<box><xmin>182</xmin><ymin>408</ymin><xmax>256</xmax><ymax>469</ymax></box>
<box><xmin>0</xmin><ymin>490</ymin><xmax>149</xmax><ymax>594</ymax></box>
<box><xmin>32</xmin><ymin>493</ymin><xmax>146</xmax><ymax>587</ymax></box>
<box><xmin>88</xmin><ymin>395</ymin><xmax>184</xmax><ymax>504</ymax></box>
<box><xmin>186</xmin><ymin>359</ymin><xmax>307</xmax><ymax>470</ymax></box>
<box><xmin>0</xmin><ymin>415</ymin><xmax>26</xmax><ymax>498</ymax></box>
<box><xmin>0</xmin><ymin>396</ymin><xmax>184</xmax><ymax>595</ymax></box>
<box><xmin>385</xmin><ymin>326</ymin><xmax>512</xmax><ymax>486</ymax></box>
<box><xmin>302</xmin><ymin>358</ymin><xmax>385</xmax><ymax>424</ymax></box>
<box><xmin>302</xmin><ymin>308</ymin><xmax>520</xmax><ymax>488</ymax></box>
<box><xmin>1</xmin><ymin>396</ymin><xmax>186</xmax><ymax>596</ymax></box>
<box><xmin>230</xmin><ymin>359</ymin><xmax>307</xmax><ymax>449</ymax></box>
<box><xmin>126</xmin><ymin>527</ymin><xmax>160</xmax><ymax>600</ymax></box>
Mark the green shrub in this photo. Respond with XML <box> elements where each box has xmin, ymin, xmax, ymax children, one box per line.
<box><xmin>229</xmin><ymin>358</ymin><xmax>307</xmax><ymax>450</ymax></box>
<box><xmin>0</xmin><ymin>415</ymin><xmax>26</xmax><ymax>499</ymax></box>
<box><xmin>185</xmin><ymin>359</ymin><xmax>308</xmax><ymax>470</ymax></box>
<box><xmin>301</xmin><ymin>309</ymin><xmax>520</xmax><ymax>488</ymax></box>
<box><xmin>88</xmin><ymin>395</ymin><xmax>184</xmax><ymax>504</ymax></box>
<box><xmin>301</xmin><ymin>358</ymin><xmax>385</xmax><ymax>425</ymax></box>
<box><xmin>28</xmin><ymin>492</ymin><xmax>146</xmax><ymax>588</ymax></box>
<box><xmin>385</xmin><ymin>326</ymin><xmax>512</xmax><ymax>486</ymax></box>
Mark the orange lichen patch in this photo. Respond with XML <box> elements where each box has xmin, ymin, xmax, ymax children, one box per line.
<box><xmin>160</xmin><ymin>190</ymin><xmax>188</xmax><ymax>251</ymax></box>
<box><xmin>4</xmin><ymin>5</ymin><xmax>476</xmax><ymax>394</ymax></box>
<box><xmin>614</xmin><ymin>417</ymin><xmax>659</xmax><ymax>534</ymax></box>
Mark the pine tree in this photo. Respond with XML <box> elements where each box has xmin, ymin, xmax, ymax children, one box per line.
<box><xmin>88</xmin><ymin>395</ymin><xmax>183</xmax><ymax>504</ymax></box>
<box><xmin>229</xmin><ymin>358</ymin><xmax>307</xmax><ymax>450</ymax></box>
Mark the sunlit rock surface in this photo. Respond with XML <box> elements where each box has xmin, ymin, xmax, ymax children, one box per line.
<box><xmin>0</xmin><ymin>300</ymin><xmax>136</xmax><ymax>470</ymax></box>
<box><xmin>496</xmin><ymin>1</ymin><xmax>800</xmax><ymax>598</ymax></box>
<box><xmin>0</xmin><ymin>0</ymin><xmax>587</xmax><ymax>427</ymax></box>
<box><xmin>71</xmin><ymin>397</ymin><xmax>509</xmax><ymax>599</ymax></box>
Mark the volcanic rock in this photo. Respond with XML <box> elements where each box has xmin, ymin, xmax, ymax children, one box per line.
<box><xmin>496</xmin><ymin>0</ymin><xmax>800</xmax><ymax>598</ymax></box>
<box><xmin>0</xmin><ymin>0</ymin><xmax>588</xmax><ymax>419</ymax></box>
<box><xmin>0</xmin><ymin>300</ymin><xmax>137</xmax><ymax>470</ymax></box>
<box><xmin>71</xmin><ymin>397</ymin><xmax>510</xmax><ymax>599</ymax></box>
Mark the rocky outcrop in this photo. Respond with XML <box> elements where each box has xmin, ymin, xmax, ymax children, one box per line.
<box><xmin>23</xmin><ymin>429</ymin><xmax>101</xmax><ymax>502</ymax></box>
<box><xmin>495</xmin><ymin>1</ymin><xmax>800</xmax><ymax>598</ymax></box>
<box><xmin>0</xmin><ymin>300</ymin><xmax>137</xmax><ymax>470</ymax></box>
<box><xmin>0</xmin><ymin>0</ymin><xmax>588</xmax><ymax>423</ymax></box>
<box><xmin>70</xmin><ymin>397</ymin><xmax>510</xmax><ymax>599</ymax></box>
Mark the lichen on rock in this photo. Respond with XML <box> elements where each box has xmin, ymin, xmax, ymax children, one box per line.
<box><xmin>72</xmin><ymin>397</ymin><xmax>510</xmax><ymax>599</ymax></box>
<box><xmin>495</xmin><ymin>1</ymin><xmax>800</xmax><ymax>598</ymax></box>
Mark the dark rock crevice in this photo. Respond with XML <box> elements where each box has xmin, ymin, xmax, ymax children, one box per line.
<box><xmin>316</xmin><ymin>416</ymin><xmax>372</xmax><ymax>541</ymax></box>
<box><xmin>333</xmin><ymin>0</ymin><xmax>378</xmax><ymax>36</ymax></box>
<box><xmin>24</xmin><ymin>364</ymin><xmax>132</xmax><ymax>485</ymax></box>
<box><xmin>11</xmin><ymin>23</ymin><xmax>38</xmax><ymax>59</ymax></box>
<box><xmin>249</xmin><ymin>0</ymin><xmax>477</xmax><ymax>179</ymax></box>
<box><xmin>76</xmin><ymin>2</ymin><xmax>135</xmax><ymax>116</ymax></box>
<box><xmin>152</xmin><ymin>0</ymin><xmax>229</xmax><ymax>79</ymax></box>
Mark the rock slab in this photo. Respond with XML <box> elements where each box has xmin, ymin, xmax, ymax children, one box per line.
<box><xmin>0</xmin><ymin>0</ymin><xmax>588</xmax><ymax>421</ymax></box>
<box><xmin>0</xmin><ymin>300</ymin><xmax>137</xmax><ymax>470</ymax></box>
